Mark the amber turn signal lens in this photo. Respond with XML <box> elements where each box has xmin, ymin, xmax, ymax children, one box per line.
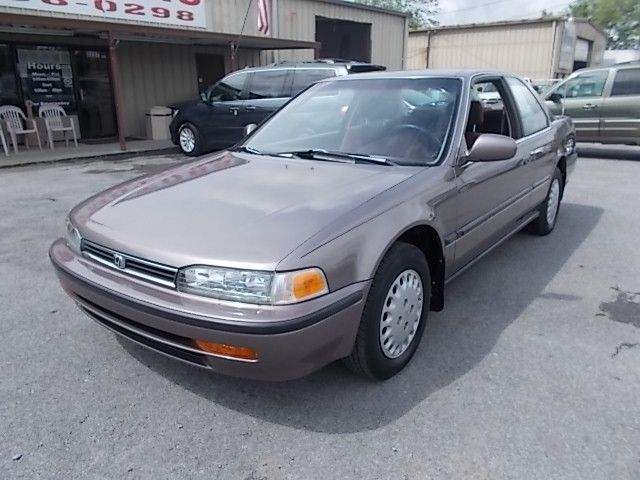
<box><xmin>292</xmin><ymin>270</ymin><xmax>328</xmax><ymax>300</ymax></box>
<box><xmin>193</xmin><ymin>340</ymin><xmax>259</xmax><ymax>361</ymax></box>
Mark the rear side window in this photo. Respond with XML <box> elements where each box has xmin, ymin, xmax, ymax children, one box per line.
<box><xmin>247</xmin><ymin>70</ymin><xmax>290</xmax><ymax>99</ymax></box>
<box><xmin>611</xmin><ymin>69</ymin><xmax>640</xmax><ymax>96</ymax></box>
<box><xmin>506</xmin><ymin>77</ymin><xmax>549</xmax><ymax>137</ymax></box>
<box><xmin>208</xmin><ymin>73</ymin><xmax>247</xmax><ymax>102</ymax></box>
<box><xmin>291</xmin><ymin>69</ymin><xmax>337</xmax><ymax>96</ymax></box>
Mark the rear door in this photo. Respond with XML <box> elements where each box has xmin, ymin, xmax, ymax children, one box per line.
<box><xmin>504</xmin><ymin>76</ymin><xmax>556</xmax><ymax>210</ymax></box>
<box><xmin>202</xmin><ymin>71</ymin><xmax>249</xmax><ymax>147</ymax></box>
<box><xmin>546</xmin><ymin>70</ymin><xmax>609</xmax><ymax>142</ymax></box>
<box><xmin>242</xmin><ymin>69</ymin><xmax>292</xmax><ymax>127</ymax></box>
<box><xmin>600</xmin><ymin>67</ymin><xmax>640</xmax><ymax>144</ymax></box>
<box><xmin>451</xmin><ymin>77</ymin><xmax>534</xmax><ymax>273</ymax></box>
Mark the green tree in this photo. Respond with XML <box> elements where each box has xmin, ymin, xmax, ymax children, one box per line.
<box><xmin>568</xmin><ymin>0</ymin><xmax>640</xmax><ymax>49</ymax></box>
<box><xmin>355</xmin><ymin>0</ymin><xmax>439</xmax><ymax>29</ymax></box>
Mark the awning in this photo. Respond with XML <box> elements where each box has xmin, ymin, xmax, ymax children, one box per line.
<box><xmin>0</xmin><ymin>13</ymin><xmax>320</xmax><ymax>51</ymax></box>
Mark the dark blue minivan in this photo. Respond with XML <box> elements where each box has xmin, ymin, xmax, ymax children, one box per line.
<box><xmin>169</xmin><ymin>59</ymin><xmax>385</xmax><ymax>156</ymax></box>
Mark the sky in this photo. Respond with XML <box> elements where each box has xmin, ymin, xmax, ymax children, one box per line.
<box><xmin>435</xmin><ymin>0</ymin><xmax>574</xmax><ymax>26</ymax></box>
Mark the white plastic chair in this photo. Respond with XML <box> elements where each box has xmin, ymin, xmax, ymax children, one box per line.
<box><xmin>39</xmin><ymin>103</ymin><xmax>78</xmax><ymax>149</ymax></box>
<box><xmin>0</xmin><ymin>126</ymin><xmax>8</xmax><ymax>156</ymax></box>
<box><xmin>0</xmin><ymin>106</ymin><xmax>42</xmax><ymax>153</ymax></box>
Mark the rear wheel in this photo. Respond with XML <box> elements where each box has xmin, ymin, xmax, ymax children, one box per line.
<box><xmin>343</xmin><ymin>242</ymin><xmax>430</xmax><ymax>380</ymax></box>
<box><xmin>178</xmin><ymin>123</ymin><xmax>203</xmax><ymax>156</ymax></box>
<box><xmin>528</xmin><ymin>166</ymin><xmax>564</xmax><ymax>235</ymax></box>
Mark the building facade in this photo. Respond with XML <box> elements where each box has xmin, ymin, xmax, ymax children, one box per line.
<box><xmin>408</xmin><ymin>17</ymin><xmax>606</xmax><ymax>81</ymax></box>
<box><xmin>0</xmin><ymin>0</ymin><xmax>407</xmax><ymax>145</ymax></box>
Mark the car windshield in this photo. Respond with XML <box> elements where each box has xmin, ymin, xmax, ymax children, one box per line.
<box><xmin>243</xmin><ymin>77</ymin><xmax>462</xmax><ymax>166</ymax></box>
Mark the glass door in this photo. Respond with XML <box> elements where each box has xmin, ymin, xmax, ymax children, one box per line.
<box><xmin>73</xmin><ymin>49</ymin><xmax>116</xmax><ymax>139</ymax></box>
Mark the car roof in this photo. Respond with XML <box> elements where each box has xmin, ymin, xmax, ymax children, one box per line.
<box><xmin>238</xmin><ymin>59</ymin><xmax>381</xmax><ymax>72</ymax></box>
<box><xmin>330</xmin><ymin>69</ymin><xmax>515</xmax><ymax>81</ymax></box>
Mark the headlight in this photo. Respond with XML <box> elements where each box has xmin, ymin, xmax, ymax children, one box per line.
<box><xmin>176</xmin><ymin>266</ymin><xmax>329</xmax><ymax>305</ymax></box>
<box><xmin>65</xmin><ymin>217</ymin><xmax>82</xmax><ymax>252</ymax></box>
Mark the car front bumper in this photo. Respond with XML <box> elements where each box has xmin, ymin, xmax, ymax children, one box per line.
<box><xmin>49</xmin><ymin>239</ymin><xmax>369</xmax><ymax>381</ymax></box>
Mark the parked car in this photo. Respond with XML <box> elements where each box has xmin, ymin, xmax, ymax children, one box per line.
<box><xmin>474</xmin><ymin>81</ymin><xmax>503</xmax><ymax>110</ymax></box>
<box><xmin>51</xmin><ymin>70</ymin><xmax>576</xmax><ymax>381</ymax></box>
<box><xmin>544</xmin><ymin>63</ymin><xmax>640</xmax><ymax>145</ymax></box>
<box><xmin>169</xmin><ymin>59</ymin><xmax>386</xmax><ymax>156</ymax></box>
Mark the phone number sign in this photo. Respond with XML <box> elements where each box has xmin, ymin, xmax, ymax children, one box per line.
<box><xmin>0</xmin><ymin>0</ymin><xmax>206</xmax><ymax>28</ymax></box>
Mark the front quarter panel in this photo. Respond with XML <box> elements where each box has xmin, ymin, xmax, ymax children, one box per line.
<box><xmin>276</xmin><ymin>165</ymin><xmax>458</xmax><ymax>292</ymax></box>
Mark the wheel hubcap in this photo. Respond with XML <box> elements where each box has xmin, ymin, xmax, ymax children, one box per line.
<box><xmin>379</xmin><ymin>269</ymin><xmax>424</xmax><ymax>359</ymax></box>
<box><xmin>179</xmin><ymin>127</ymin><xmax>196</xmax><ymax>153</ymax></box>
<box><xmin>546</xmin><ymin>178</ymin><xmax>561</xmax><ymax>226</ymax></box>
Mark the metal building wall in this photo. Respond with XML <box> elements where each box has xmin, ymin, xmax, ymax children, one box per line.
<box><xmin>211</xmin><ymin>0</ymin><xmax>407</xmax><ymax>70</ymax></box>
<box><xmin>274</xmin><ymin>0</ymin><xmax>407</xmax><ymax>70</ymax></box>
<box><xmin>409</xmin><ymin>22</ymin><xmax>557</xmax><ymax>79</ymax></box>
<box><xmin>118</xmin><ymin>42</ymin><xmax>260</xmax><ymax>138</ymax></box>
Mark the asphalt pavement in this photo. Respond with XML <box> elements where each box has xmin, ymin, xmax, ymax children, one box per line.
<box><xmin>1</xmin><ymin>153</ymin><xmax>639</xmax><ymax>479</ymax></box>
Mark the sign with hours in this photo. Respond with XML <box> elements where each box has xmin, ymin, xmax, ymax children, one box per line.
<box><xmin>0</xmin><ymin>0</ymin><xmax>206</xmax><ymax>28</ymax></box>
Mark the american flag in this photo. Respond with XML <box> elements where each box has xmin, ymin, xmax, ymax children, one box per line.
<box><xmin>257</xmin><ymin>0</ymin><xmax>270</xmax><ymax>34</ymax></box>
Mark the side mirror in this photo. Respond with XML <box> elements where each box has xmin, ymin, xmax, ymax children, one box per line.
<box><xmin>466</xmin><ymin>134</ymin><xmax>517</xmax><ymax>162</ymax></box>
<box><xmin>200</xmin><ymin>92</ymin><xmax>208</xmax><ymax>103</ymax></box>
<box><xmin>547</xmin><ymin>92</ymin><xmax>563</xmax><ymax>105</ymax></box>
<box><xmin>476</xmin><ymin>86</ymin><xmax>484</xmax><ymax>92</ymax></box>
<box><xmin>244</xmin><ymin>123</ymin><xmax>258</xmax><ymax>137</ymax></box>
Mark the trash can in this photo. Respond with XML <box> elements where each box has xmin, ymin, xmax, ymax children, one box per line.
<box><xmin>145</xmin><ymin>106</ymin><xmax>172</xmax><ymax>140</ymax></box>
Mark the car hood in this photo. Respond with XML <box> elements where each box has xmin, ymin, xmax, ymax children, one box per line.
<box><xmin>72</xmin><ymin>152</ymin><xmax>415</xmax><ymax>270</ymax></box>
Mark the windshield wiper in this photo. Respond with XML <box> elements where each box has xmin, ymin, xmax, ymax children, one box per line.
<box><xmin>273</xmin><ymin>149</ymin><xmax>397</xmax><ymax>166</ymax></box>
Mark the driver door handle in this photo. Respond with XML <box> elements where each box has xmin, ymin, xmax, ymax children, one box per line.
<box><xmin>582</xmin><ymin>103</ymin><xmax>598</xmax><ymax>110</ymax></box>
<box><xmin>245</xmin><ymin>105</ymin><xmax>256</xmax><ymax>111</ymax></box>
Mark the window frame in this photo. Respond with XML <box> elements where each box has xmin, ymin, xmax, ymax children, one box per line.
<box><xmin>557</xmin><ymin>70</ymin><xmax>610</xmax><ymax>99</ymax></box>
<box><xmin>504</xmin><ymin>76</ymin><xmax>550</xmax><ymax>138</ymax></box>
<box><xmin>207</xmin><ymin>71</ymin><xmax>249</xmax><ymax>103</ymax></box>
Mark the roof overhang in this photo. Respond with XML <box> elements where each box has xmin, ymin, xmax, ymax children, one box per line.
<box><xmin>0</xmin><ymin>13</ymin><xmax>320</xmax><ymax>50</ymax></box>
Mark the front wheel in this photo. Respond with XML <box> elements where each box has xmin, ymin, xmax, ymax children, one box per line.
<box><xmin>343</xmin><ymin>242</ymin><xmax>430</xmax><ymax>380</ymax></box>
<box><xmin>178</xmin><ymin>123</ymin><xmax>203</xmax><ymax>156</ymax></box>
<box><xmin>528</xmin><ymin>166</ymin><xmax>564</xmax><ymax>235</ymax></box>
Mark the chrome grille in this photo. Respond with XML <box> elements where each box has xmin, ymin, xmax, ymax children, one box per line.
<box><xmin>81</xmin><ymin>240</ymin><xmax>177</xmax><ymax>288</ymax></box>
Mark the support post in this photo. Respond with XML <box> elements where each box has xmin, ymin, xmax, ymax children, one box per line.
<box><xmin>230</xmin><ymin>41</ymin><xmax>238</xmax><ymax>71</ymax></box>
<box><xmin>108</xmin><ymin>31</ymin><xmax>127</xmax><ymax>151</ymax></box>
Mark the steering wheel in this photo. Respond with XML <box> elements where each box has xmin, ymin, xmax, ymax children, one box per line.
<box><xmin>387</xmin><ymin>124</ymin><xmax>442</xmax><ymax>161</ymax></box>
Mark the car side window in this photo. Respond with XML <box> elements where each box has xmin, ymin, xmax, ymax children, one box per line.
<box><xmin>291</xmin><ymin>69</ymin><xmax>337</xmax><ymax>96</ymax></box>
<box><xmin>610</xmin><ymin>68</ymin><xmax>640</xmax><ymax>96</ymax></box>
<box><xmin>208</xmin><ymin>73</ymin><xmax>247</xmax><ymax>103</ymax></box>
<box><xmin>505</xmin><ymin>77</ymin><xmax>549</xmax><ymax>137</ymax></box>
<box><xmin>247</xmin><ymin>70</ymin><xmax>290</xmax><ymax>99</ymax></box>
<box><xmin>558</xmin><ymin>71</ymin><xmax>609</xmax><ymax>98</ymax></box>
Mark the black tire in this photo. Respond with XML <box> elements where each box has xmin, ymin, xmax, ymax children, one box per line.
<box><xmin>177</xmin><ymin>122</ymin><xmax>203</xmax><ymax>156</ymax></box>
<box><xmin>527</xmin><ymin>167</ymin><xmax>564</xmax><ymax>236</ymax></box>
<box><xmin>343</xmin><ymin>242</ymin><xmax>430</xmax><ymax>380</ymax></box>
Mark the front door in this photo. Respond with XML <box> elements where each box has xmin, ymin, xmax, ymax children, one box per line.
<box><xmin>73</xmin><ymin>49</ymin><xmax>116</xmax><ymax>139</ymax></box>
<box><xmin>546</xmin><ymin>69</ymin><xmax>609</xmax><ymax>143</ymax></box>
<box><xmin>200</xmin><ymin>70</ymin><xmax>249</xmax><ymax>148</ymax></box>
<box><xmin>451</xmin><ymin>78</ymin><xmax>533</xmax><ymax>273</ymax></box>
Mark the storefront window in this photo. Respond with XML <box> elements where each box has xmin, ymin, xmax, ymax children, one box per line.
<box><xmin>0</xmin><ymin>44</ymin><xmax>19</xmax><ymax>106</ymax></box>
<box><xmin>16</xmin><ymin>46</ymin><xmax>76</xmax><ymax>111</ymax></box>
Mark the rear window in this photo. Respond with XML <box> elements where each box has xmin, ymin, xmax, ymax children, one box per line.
<box><xmin>611</xmin><ymin>68</ymin><xmax>640</xmax><ymax>96</ymax></box>
<box><xmin>290</xmin><ymin>69</ymin><xmax>337</xmax><ymax>96</ymax></box>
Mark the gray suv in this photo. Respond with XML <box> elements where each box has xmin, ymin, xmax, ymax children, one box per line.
<box><xmin>545</xmin><ymin>63</ymin><xmax>640</xmax><ymax>145</ymax></box>
<box><xmin>169</xmin><ymin>59</ymin><xmax>386</xmax><ymax>156</ymax></box>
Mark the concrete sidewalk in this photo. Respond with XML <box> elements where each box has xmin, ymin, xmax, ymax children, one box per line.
<box><xmin>0</xmin><ymin>139</ymin><xmax>176</xmax><ymax>169</ymax></box>
<box><xmin>577</xmin><ymin>142</ymin><xmax>640</xmax><ymax>160</ymax></box>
